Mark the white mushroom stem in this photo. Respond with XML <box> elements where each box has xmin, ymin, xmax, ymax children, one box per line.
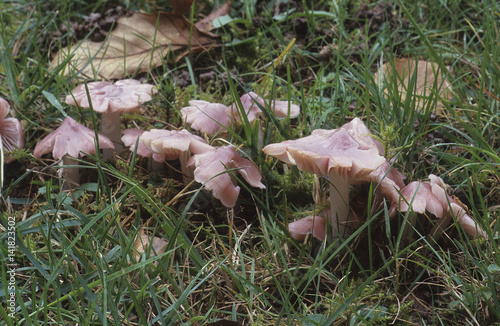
<box><xmin>101</xmin><ymin>111</ymin><xmax>122</xmax><ymax>159</ymax></box>
<box><xmin>328</xmin><ymin>174</ymin><xmax>350</xmax><ymax>240</ymax></box>
<box><xmin>62</xmin><ymin>155</ymin><xmax>80</xmax><ymax>192</ymax></box>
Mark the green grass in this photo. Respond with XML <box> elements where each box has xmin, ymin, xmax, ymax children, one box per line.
<box><xmin>1</xmin><ymin>0</ymin><xmax>499</xmax><ymax>325</ymax></box>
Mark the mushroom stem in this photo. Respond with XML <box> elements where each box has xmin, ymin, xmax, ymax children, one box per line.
<box><xmin>179</xmin><ymin>151</ymin><xmax>193</xmax><ymax>183</ymax></box>
<box><xmin>328</xmin><ymin>174</ymin><xmax>350</xmax><ymax>240</ymax></box>
<box><xmin>148</xmin><ymin>158</ymin><xmax>164</xmax><ymax>171</ymax></box>
<box><xmin>62</xmin><ymin>155</ymin><xmax>80</xmax><ymax>192</ymax></box>
<box><xmin>101</xmin><ymin>111</ymin><xmax>122</xmax><ymax>160</ymax></box>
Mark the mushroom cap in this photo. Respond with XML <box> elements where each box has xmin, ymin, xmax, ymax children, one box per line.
<box><xmin>398</xmin><ymin>180</ymin><xmax>444</xmax><ymax>217</ymax></box>
<box><xmin>262</xmin><ymin>118</ymin><xmax>386</xmax><ymax>181</ymax></box>
<box><xmin>140</xmin><ymin>129</ymin><xmax>214</xmax><ymax>160</ymax></box>
<box><xmin>65</xmin><ymin>79</ymin><xmax>157</xmax><ymax>113</ymax></box>
<box><xmin>122</xmin><ymin>128</ymin><xmax>165</xmax><ymax>161</ymax></box>
<box><xmin>33</xmin><ymin>117</ymin><xmax>114</xmax><ymax>159</ymax></box>
<box><xmin>230</xmin><ymin>92</ymin><xmax>300</xmax><ymax>124</ymax></box>
<box><xmin>289</xmin><ymin>215</ymin><xmax>327</xmax><ymax>241</ymax></box>
<box><xmin>181</xmin><ymin>100</ymin><xmax>232</xmax><ymax>135</ymax></box>
<box><xmin>370</xmin><ymin>161</ymin><xmax>406</xmax><ymax>204</ymax></box>
<box><xmin>0</xmin><ymin>97</ymin><xmax>24</xmax><ymax>152</ymax></box>
<box><xmin>187</xmin><ymin>145</ymin><xmax>265</xmax><ymax>207</ymax></box>
<box><xmin>395</xmin><ymin>174</ymin><xmax>487</xmax><ymax>238</ymax></box>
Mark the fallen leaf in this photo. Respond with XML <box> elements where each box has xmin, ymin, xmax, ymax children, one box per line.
<box><xmin>52</xmin><ymin>12</ymin><xmax>220</xmax><ymax>80</ymax></box>
<box><xmin>134</xmin><ymin>228</ymin><xmax>168</xmax><ymax>264</ymax></box>
<box><xmin>195</xmin><ymin>1</ymin><xmax>232</xmax><ymax>32</ymax></box>
<box><xmin>374</xmin><ymin>57</ymin><xmax>453</xmax><ymax>111</ymax></box>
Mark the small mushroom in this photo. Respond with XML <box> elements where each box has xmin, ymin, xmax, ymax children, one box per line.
<box><xmin>33</xmin><ymin>117</ymin><xmax>114</xmax><ymax>191</ymax></box>
<box><xmin>65</xmin><ymin>79</ymin><xmax>156</xmax><ymax>158</ymax></box>
<box><xmin>0</xmin><ymin>97</ymin><xmax>24</xmax><ymax>156</ymax></box>
<box><xmin>180</xmin><ymin>100</ymin><xmax>232</xmax><ymax>135</ymax></box>
<box><xmin>121</xmin><ymin>128</ymin><xmax>165</xmax><ymax>171</ymax></box>
<box><xmin>263</xmin><ymin>118</ymin><xmax>391</xmax><ymax>241</ymax></box>
<box><xmin>288</xmin><ymin>214</ymin><xmax>327</xmax><ymax>242</ymax></box>
<box><xmin>140</xmin><ymin>129</ymin><xmax>214</xmax><ymax>181</ymax></box>
<box><xmin>229</xmin><ymin>92</ymin><xmax>300</xmax><ymax>125</ymax></box>
<box><xmin>187</xmin><ymin>145</ymin><xmax>265</xmax><ymax>207</ymax></box>
<box><xmin>393</xmin><ymin>174</ymin><xmax>487</xmax><ymax>239</ymax></box>
<box><xmin>180</xmin><ymin>92</ymin><xmax>300</xmax><ymax>137</ymax></box>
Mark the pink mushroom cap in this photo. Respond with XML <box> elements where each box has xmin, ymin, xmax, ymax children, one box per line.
<box><xmin>187</xmin><ymin>145</ymin><xmax>265</xmax><ymax>207</ymax></box>
<box><xmin>230</xmin><ymin>92</ymin><xmax>300</xmax><ymax>125</ymax></box>
<box><xmin>289</xmin><ymin>215</ymin><xmax>327</xmax><ymax>242</ymax></box>
<box><xmin>394</xmin><ymin>174</ymin><xmax>487</xmax><ymax>238</ymax></box>
<box><xmin>33</xmin><ymin>117</ymin><xmax>114</xmax><ymax>159</ymax></box>
<box><xmin>0</xmin><ymin>97</ymin><xmax>24</xmax><ymax>152</ymax></box>
<box><xmin>181</xmin><ymin>100</ymin><xmax>232</xmax><ymax>135</ymax></box>
<box><xmin>122</xmin><ymin>128</ymin><xmax>165</xmax><ymax>162</ymax></box>
<box><xmin>140</xmin><ymin>129</ymin><xmax>214</xmax><ymax>160</ymax></box>
<box><xmin>65</xmin><ymin>79</ymin><xmax>157</xmax><ymax>114</ymax></box>
<box><xmin>262</xmin><ymin>118</ymin><xmax>386</xmax><ymax>180</ymax></box>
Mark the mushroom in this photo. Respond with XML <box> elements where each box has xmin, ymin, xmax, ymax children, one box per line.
<box><xmin>121</xmin><ymin>128</ymin><xmax>165</xmax><ymax>171</ymax></box>
<box><xmin>33</xmin><ymin>117</ymin><xmax>114</xmax><ymax>191</ymax></box>
<box><xmin>180</xmin><ymin>92</ymin><xmax>300</xmax><ymax>137</ymax></box>
<box><xmin>288</xmin><ymin>213</ymin><xmax>327</xmax><ymax>242</ymax></box>
<box><xmin>180</xmin><ymin>100</ymin><xmax>232</xmax><ymax>135</ymax></box>
<box><xmin>393</xmin><ymin>174</ymin><xmax>487</xmax><ymax>239</ymax></box>
<box><xmin>0</xmin><ymin>97</ymin><xmax>24</xmax><ymax>156</ymax></box>
<box><xmin>65</xmin><ymin>79</ymin><xmax>157</xmax><ymax>158</ymax></box>
<box><xmin>0</xmin><ymin>97</ymin><xmax>24</xmax><ymax>187</ymax></box>
<box><xmin>187</xmin><ymin>145</ymin><xmax>265</xmax><ymax>207</ymax></box>
<box><xmin>229</xmin><ymin>92</ymin><xmax>300</xmax><ymax>124</ymax></box>
<box><xmin>263</xmin><ymin>118</ymin><xmax>391</xmax><ymax>241</ymax></box>
<box><xmin>139</xmin><ymin>129</ymin><xmax>214</xmax><ymax>181</ymax></box>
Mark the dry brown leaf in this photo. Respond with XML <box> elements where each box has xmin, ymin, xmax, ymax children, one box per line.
<box><xmin>134</xmin><ymin>228</ymin><xmax>168</xmax><ymax>264</ymax></box>
<box><xmin>52</xmin><ymin>12</ymin><xmax>220</xmax><ymax>80</ymax></box>
<box><xmin>374</xmin><ymin>57</ymin><xmax>453</xmax><ymax>111</ymax></box>
<box><xmin>195</xmin><ymin>1</ymin><xmax>232</xmax><ymax>32</ymax></box>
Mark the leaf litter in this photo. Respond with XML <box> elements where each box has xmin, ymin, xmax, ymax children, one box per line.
<box><xmin>52</xmin><ymin>12</ymin><xmax>223</xmax><ymax>79</ymax></box>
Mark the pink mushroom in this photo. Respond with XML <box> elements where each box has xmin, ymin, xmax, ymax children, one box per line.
<box><xmin>393</xmin><ymin>174</ymin><xmax>487</xmax><ymax>238</ymax></box>
<box><xmin>121</xmin><ymin>128</ymin><xmax>165</xmax><ymax>171</ymax></box>
<box><xmin>0</xmin><ymin>97</ymin><xmax>24</xmax><ymax>155</ymax></box>
<box><xmin>288</xmin><ymin>211</ymin><xmax>328</xmax><ymax>242</ymax></box>
<box><xmin>33</xmin><ymin>117</ymin><xmax>114</xmax><ymax>191</ymax></box>
<box><xmin>65</xmin><ymin>79</ymin><xmax>157</xmax><ymax>158</ymax></box>
<box><xmin>263</xmin><ymin>118</ymin><xmax>399</xmax><ymax>241</ymax></box>
<box><xmin>140</xmin><ymin>129</ymin><xmax>214</xmax><ymax>181</ymax></box>
<box><xmin>180</xmin><ymin>92</ymin><xmax>300</xmax><ymax>136</ymax></box>
<box><xmin>187</xmin><ymin>145</ymin><xmax>265</xmax><ymax>207</ymax></box>
<box><xmin>230</xmin><ymin>92</ymin><xmax>300</xmax><ymax>125</ymax></box>
<box><xmin>181</xmin><ymin>100</ymin><xmax>232</xmax><ymax>135</ymax></box>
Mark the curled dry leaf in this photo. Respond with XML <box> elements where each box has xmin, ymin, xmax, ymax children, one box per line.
<box><xmin>195</xmin><ymin>1</ymin><xmax>232</xmax><ymax>32</ymax></box>
<box><xmin>52</xmin><ymin>12</ymin><xmax>220</xmax><ymax>80</ymax></box>
<box><xmin>374</xmin><ymin>57</ymin><xmax>453</xmax><ymax>111</ymax></box>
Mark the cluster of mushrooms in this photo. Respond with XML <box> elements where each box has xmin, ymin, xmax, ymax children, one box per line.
<box><xmin>1</xmin><ymin>78</ymin><xmax>487</xmax><ymax>244</ymax></box>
